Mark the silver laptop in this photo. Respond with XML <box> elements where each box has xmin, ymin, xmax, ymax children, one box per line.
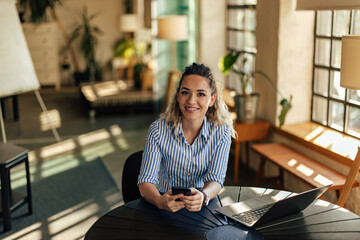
<box><xmin>215</xmin><ymin>184</ymin><xmax>331</xmax><ymax>228</ymax></box>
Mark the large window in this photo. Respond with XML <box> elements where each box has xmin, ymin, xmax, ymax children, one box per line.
<box><xmin>226</xmin><ymin>0</ymin><xmax>257</xmax><ymax>94</ymax></box>
<box><xmin>312</xmin><ymin>10</ymin><xmax>360</xmax><ymax>138</ymax></box>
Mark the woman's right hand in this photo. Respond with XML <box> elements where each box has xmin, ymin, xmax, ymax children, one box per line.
<box><xmin>157</xmin><ymin>190</ymin><xmax>185</xmax><ymax>212</ymax></box>
<box><xmin>139</xmin><ymin>182</ymin><xmax>186</xmax><ymax>212</ymax></box>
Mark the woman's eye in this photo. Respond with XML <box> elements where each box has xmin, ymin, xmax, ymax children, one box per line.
<box><xmin>181</xmin><ymin>91</ymin><xmax>189</xmax><ymax>95</ymax></box>
<box><xmin>198</xmin><ymin>92</ymin><xmax>206</xmax><ymax>97</ymax></box>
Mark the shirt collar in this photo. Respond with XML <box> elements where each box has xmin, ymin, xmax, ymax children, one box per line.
<box><xmin>200</xmin><ymin>116</ymin><xmax>210</xmax><ymax>140</ymax></box>
<box><xmin>178</xmin><ymin>117</ymin><xmax>210</xmax><ymax>141</ymax></box>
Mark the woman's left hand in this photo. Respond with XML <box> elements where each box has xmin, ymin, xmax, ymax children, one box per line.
<box><xmin>180</xmin><ymin>188</ymin><xmax>204</xmax><ymax>212</ymax></box>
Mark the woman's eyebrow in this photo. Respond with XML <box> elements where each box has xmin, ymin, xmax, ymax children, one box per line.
<box><xmin>180</xmin><ymin>87</ymin><xmax>208</xmax><ymax>93</ymax></box>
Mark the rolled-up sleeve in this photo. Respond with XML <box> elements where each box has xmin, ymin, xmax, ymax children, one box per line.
<box><xmin>137</xmin><ymin>122</ymin><xmax>162</xmax><ymax>185</ymax></box>
<box><xmin>203</xmin><ymin>126</ymin><xmax>231</xmax><ymax>186</ymax></box>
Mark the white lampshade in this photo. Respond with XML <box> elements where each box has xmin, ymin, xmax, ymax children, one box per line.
<box><xmin>157</xmin><ymin>15</ymin><xmax>188</xmax><ymax>41</ymax></box>
<box><xmin>340</xmin><ymin>35</ymin><xmax>360</xmax><ymax>90</ymax></box>
<box><xmin>120</xmin><ymin>14</ymin><xmax>138</xmax><ymax>32</ymax></box>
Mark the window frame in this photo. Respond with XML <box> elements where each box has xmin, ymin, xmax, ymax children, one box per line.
<box><xmin>226</xmin><ymin>1</ymin><xmax>257</xmax><ymax>93</ymax></box>
<box><xmin>311</xmin><ymin>10</ymin><xmax>360</xmax><ymax>139</ymax></box>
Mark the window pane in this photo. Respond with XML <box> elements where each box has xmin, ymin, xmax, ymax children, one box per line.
<box><xmin>228</xmin><ymin>10</ymin><xmax>234</xmax><ymax>28</ymax></box>
<box><xmin>228</xmin><ymin>0</ymin><xmax>244</xmax><ymax>5</ymax></box>
<box><xmin>245</xmin><ymin>9</ymin><xmax>256</xmax><ymax>31</ymax></box>
<box><xmin>244</xmin><ymin>32</ymin><xmax>256</xmax><ymax>49</ymax></box>
<box><xmin>245</xmin><ymin>0</ymin><xmax>257</xmax><ymax>4</ymax></box>
<box><xmin>347</xmin><ymin>105</ymin><xmax>360</xmax><ymax>138</ymax></box>
<box><xmin>315</xmin><ymin>38</ymin><xmax>330</xmax><ymax>66</ymax></box>
<box><xmin>241</xmin><ymin>52</ymin><xmax>255</xmax><ymax>73</ymax></box>
<box><xmin>228</xmin><ymin>30</ymin><xmax>235</xmax><ymax>48</ymax></box>
<box><xmin>331</xmin><ymin>39</ymin><xmax>341</xmax><ymax>68</ymax></box>
<box><xmin>333</xmin><ymin>11</ymin><xmax>350</xmax><ymax>36</ymax></box>
<box><xmin>316</xmin><ymin>11</ymin><xmax>332</xmax><ymax>36</ymax></box>
<box><xmin>234</xmin><ymin>31</ymin><xmax>244</xmax><ymax>50</ymax></box>
<box><xmin>314</xmin><ymin>68</ymin><xmax>328</xmax><ymax>96</ymax></box>
<box><xmin>228</xmin><ymin>71</ymin><xmax>240</xmax><ymax>92</ymax></box>
<box><xmin>352</xmin><ymin>10</ymin><xmax>360</xmax><ymax>34</ymax></box>
<box><xmin>228</xmin><ymin>30</ymin><xmax>244</xmax><ymax>50</ymax></box>
<box><xmin>329</xmin><ymin>100</ymin><xmax>344</xmax><ymax>131</ymax></box>
<box><xmin>312</xmin><ymin>96</ymin><xmax>328</xmax><ymax>124</ymax></box>
<box><xmin>349</xmin><ymin>89</ymin><xmax>360</xmax><ymax>105</ymax></box>
<box><xmin>330</xmin><ymin>70</ymin><xmax>345</xmax><ymax>100</ymax></box>
<box><xmin>229</xmin><ymin>9</ymin><xmax>244</xmax><ymax>29</ymax></box>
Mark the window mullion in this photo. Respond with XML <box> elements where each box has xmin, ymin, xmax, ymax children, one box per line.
<box><xmin>326</xmin><ymin>10</ymin><xmax>335</xmax><ymax>128</ymax></box>
<box><xmin>343</xmin><ymin>10</ymin><xmax>354</xmax><ymax>133</ymax></box>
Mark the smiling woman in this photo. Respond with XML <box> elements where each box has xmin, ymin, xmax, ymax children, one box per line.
<box><xmin>137</xmin><ymin>62</ymin><xmax>236</xmax><ymax>213</ymax></box>
<box><xmin>176</xmin><ymin>74</ymin><xmax>216</xmax><ymax>144</ymax></box>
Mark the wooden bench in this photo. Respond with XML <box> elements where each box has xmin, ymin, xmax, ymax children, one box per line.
<box><xmin>252</xmin><ymin>143</ymin><xmax>360</xmax><ymax>207</ymax></box>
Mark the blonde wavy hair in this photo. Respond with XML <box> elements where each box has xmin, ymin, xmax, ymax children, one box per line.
<box><xmin>160</xmin><ymin>62</ymin><xmax>236</xmax><ymax>139</ymax></box>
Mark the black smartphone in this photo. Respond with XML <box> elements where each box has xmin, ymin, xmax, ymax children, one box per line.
<box><xmin>171</xmin><ymin>187</ymin><xmax>192</xmax><ymax>200</ymax></box>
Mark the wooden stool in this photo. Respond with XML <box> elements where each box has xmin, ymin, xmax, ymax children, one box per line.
<box><xmin>0</xmin><ymin>143</ymin><xmax>32</xmax><ymax>232</ymax></box>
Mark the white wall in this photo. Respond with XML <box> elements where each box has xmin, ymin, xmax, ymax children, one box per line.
<box><xmin>54</xmin><ymin>0</ymin><xmax>125</xmax><ymax>82</ymax></box>
<box><xmin>277</xmin><ymin>0</ymin><xmax>314</xmax><ymax>125</ymax></box>
<box><xmin>256</xmin><ymin>0</ymin><xmax>314</xmax><ymax>126</ymax></box>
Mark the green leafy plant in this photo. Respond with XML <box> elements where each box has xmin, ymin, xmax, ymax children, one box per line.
<box><xmin>219</xmin><ymin>50</ymin><xmax>292</xmax><ymax>127</ymax></box>
<box><xmin>68</xmin><ymin>6</ymin><xmax>102</xmax><ymax>82</ymax></box>
<box><xmin>113</xmin><ymin>38</ymin><xmax>136</xmax><ymax>59</ymax></box>
<box><xmin>218</xmin><ymin>51</ymin><xmax>252</xmax><ymax>95</ymax></box>
<box><xmin>19</xmin><ymin>0</ymin><xmax>81</xmax><ymax>73</ymax></box>
<box><xmin>19</xmin><ymin>0</ymin><xmax>60</xmax><ymax>22</ymax></box>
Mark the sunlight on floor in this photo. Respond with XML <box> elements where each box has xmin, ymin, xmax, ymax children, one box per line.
<box><xmin>3</xmin><ymin>193</ymin><xmax>122</xmax><ymax>240</ymax></box>
<box><xmin>48</xmin><ymin>201</ymin><xmax>99</xmax><ymax>239</ymax></box>
<box><xmin>40</xmin><ymin>109</ymin><xmax>61</xmax><ymax>132</ymax></box>
<box><xmin>11</xmin><ymin>124</ymin><xmax>129</xmax><ymax>189</ymax></box>
<box><xmin>2</xmin><ymin>222</ymin><xmax>42</xmax><ymax>240</ymax></box>
<box><xmin>40</xmin><ymin>156</ymin><xmax>80</xmax><ymax>178</ymax></box>
<box><xmin>78</xmin><ymin>129</ymin><xmax>111</xmax><ymax>146</ymax></box>
<box><xmin>28</xmin><ymin>124</ymin><xmax>128</xmax><ymax>163</ymax></box>
<box><xmin>36</xmin><ymin>139</ymin><xmax>77</xmax><ymax>159</ymax></box>
<box><xmin>4</xmin><ymin>124</ymin><xmax>135</xmax><ymax>239</ymax></box>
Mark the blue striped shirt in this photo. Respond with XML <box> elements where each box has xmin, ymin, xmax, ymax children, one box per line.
<box><xmin>137</xmin><ymin>117</ymin><xmax>231</xmax><ymax>193</ymax></box>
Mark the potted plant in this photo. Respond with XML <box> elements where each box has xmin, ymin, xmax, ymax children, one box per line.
<box><xmin>19</xmin><ymin>0</ymin><xmax>81</xmax><ymax>74</ymax></box>
<box><xmin>113</xmin><ymin>38</ymin><xmax>152</xmax><ymax>89</ymax></box>
<box><xmin>219</xmin><ymin>50</ymin><xmax>292</xmax><ymax>127</ymax></box>
<box><xmin>68</xmin><ymin>6</ymin><xmax>103</xmax><ymax>84</ymax></box>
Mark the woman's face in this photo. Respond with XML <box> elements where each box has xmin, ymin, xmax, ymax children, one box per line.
<box><xmin>177</xmin><ymin>74</ymin><xmax>216</xmax><ymax>123</ymax></box>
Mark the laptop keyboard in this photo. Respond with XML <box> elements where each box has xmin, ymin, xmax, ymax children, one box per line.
<box><xmin>232</xmin><ymin>204</ymin><xmax>273</xmax><ymax>224</ymax></box>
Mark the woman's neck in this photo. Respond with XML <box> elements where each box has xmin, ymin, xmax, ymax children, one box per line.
<box><xmin>181</xmin><ymin>118</ymin><xmax>203</xmax><ymax>145</ymax></box>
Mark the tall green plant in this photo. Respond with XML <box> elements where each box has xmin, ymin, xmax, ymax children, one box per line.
<box><xmin>68</xmin><ymin>6</ymin><xmax>102</xmax><ymax>81</ymax></box>
<box><xmin>19</xmin><ymin>0</ymin><xmax>60</xmax><ymax>22</ymax></box>
<box><xmin>19</xmin><ymin>0</ymin><xmax>80</xmax><ymax>72</ymax></box>
<box><xmin>219</xmin><ymin>50</ymin><xmax>292</xmax><ymax>127</ymax></box>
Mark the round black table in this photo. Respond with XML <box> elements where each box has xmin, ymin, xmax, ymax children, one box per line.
<box><xmin>85</xmin><ymin>186</ymin><xmax>360</xmax><ymax>239</ymax></box>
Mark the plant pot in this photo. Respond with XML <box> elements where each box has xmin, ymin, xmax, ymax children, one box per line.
<box><xmin>73</xmin><ymin>71</ymin><xmax>90</xmax><ymax>85</ymax></box>
<box><xmin>133</xmin><ymin>63</ymin><xmax>146</xmax><ymax>90</ymax></box>
<box><xmin>234</xmin><ymin>93</ymin><xmax>259</xmax><ymax>123</ymax></box>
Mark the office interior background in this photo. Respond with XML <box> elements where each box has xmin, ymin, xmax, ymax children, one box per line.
<box><xmin>1</xmin><ymin>0</ymin><xmax>360</xmax><ymax>239</ymax></box>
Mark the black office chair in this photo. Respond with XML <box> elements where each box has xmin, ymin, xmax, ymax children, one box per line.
<box><xmin>121</xmin><ymin>151</ymin><xmax>143</xmax><ymax>203</ymax></box>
